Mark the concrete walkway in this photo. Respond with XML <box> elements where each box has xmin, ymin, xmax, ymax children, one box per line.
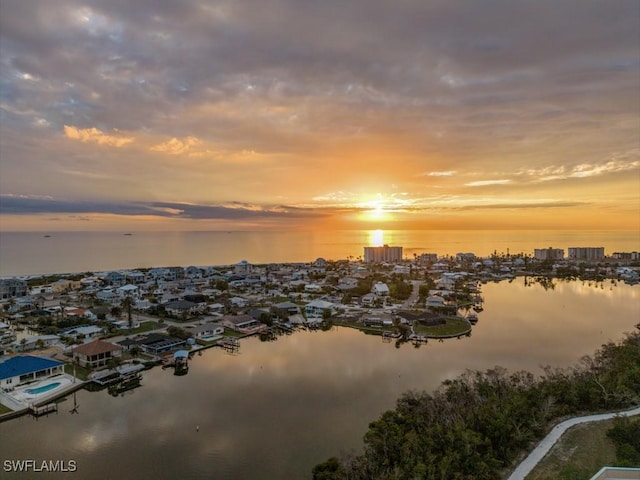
<box><xmin>507</xmin><ymin>405</ymin><xmax>640</xmax><ymax>480</ymax></box>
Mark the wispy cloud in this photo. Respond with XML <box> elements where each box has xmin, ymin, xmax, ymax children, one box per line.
<box><xmin>464</xmin><ymin>180</ymin><xmax>511</xmax><ymax>187</ymax></box>
<box><xmin>519</xmin><ymin>157</ymin><xmax>639</xmax><ymax>182</ymax></box>
<box><xmin>151</xmin><ymin>136</ymin><xmax>202</xmax><ymax>156</ymax></box>
<box><xmin>64</xmin><ymin>125</ymin><xmax>134</xmax><ymax>147</ymax></box>
<box><xmin>420</xmin><ymin>171</ymin><xmax>457</xmax><ymax>177</ymax></box>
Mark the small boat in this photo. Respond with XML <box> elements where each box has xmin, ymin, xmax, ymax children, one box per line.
<box><xmin>44</xmin><ymin>235</ymin><xmax>51</xmax><ymax>238</ymax></box>
<box><xmin>466</xmin><ymin>313</ymin><xmax>478</xmax><ymax>325</ymax></box>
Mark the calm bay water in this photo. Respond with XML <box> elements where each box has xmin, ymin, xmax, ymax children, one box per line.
<box><xmin>1</xmin><ymin>279</ymin><xmax>639</xmax><ymax>479</ymax></box>
<box><xmin>1</xmin><ymin>229</ymin><xmax>638</xmax><ymax>276</ymax></box>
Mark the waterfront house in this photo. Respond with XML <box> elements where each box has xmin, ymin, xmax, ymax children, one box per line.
<box><xmin>0</xmin><ymin>355</ymin><xmax>65</xmax><ymax>389</ymax></box>
<box><xmin>187</xmin><ymin>322</ymin><xmax>224</xmax><ymax>340</ymax></box>
<box><xmin>362</xmin><ymin>313</ymin><xmax>394</xmax><ymax>328</ymax></box>
<box><xmin>304</xmin><ymin>299</ymin><xmax>336</xmax><ymax>319</ymax></box>
<box><xmin>271</xmin><ymin>302</ymin><xmax>300</xmax><ymax>319</ymax></box>
<box><xmin>426</xmin><ymin>296</ymin><xmax>446</xmax><ymax>308</ymax></box>
<box><xmin>221</xmin><ymin>314</ymin><xmax>263</xmax><ymax>333</ymax></box>
<box><xmin>73</xmin><ymin>340</ymin><xmax>123</xmax><ymax>368</ymax></box>
<box><xmin>133</xmin><ymin>333</ymin><xmax>186</xmax><ymax>355</ymax></box>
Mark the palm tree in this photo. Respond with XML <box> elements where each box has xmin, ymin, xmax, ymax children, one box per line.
<box><xmin>121</xmin><ymin>295</ymin><xmax>134</xmax><ymax>329</ymax></box>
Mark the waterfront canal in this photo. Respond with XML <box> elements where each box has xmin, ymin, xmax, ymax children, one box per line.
<box><xmin>1</xmin><ymin>278</ymin><xmax>638</xmax><ymax>479</ymax></box>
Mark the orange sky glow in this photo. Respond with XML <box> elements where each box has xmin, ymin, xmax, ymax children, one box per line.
<box><xmin>0</xmin><ymin>1</ymin><xmax>638</xmax><ymax>232</ymax></box>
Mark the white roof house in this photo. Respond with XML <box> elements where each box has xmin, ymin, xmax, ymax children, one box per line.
<box><xmin>372</xmin><ymin>282</ymin><xmax>390</xmax><ymax>296</ymax></box>
<box><xmin>14</xmin><ymin>335</ymin><xmax>61</xmax><ymax>352</ymax></box>
<box><xmin>63</xmin><ymin>325</ymin><xmax>104</xmax><ymax>339</ymax></box>
<box><xmin>304</xmin><ymin>283</ymin><xmax>323</xmax><ymax>293</ymax></box>
<box><xmin>305</xmin><ymin>299</ymin><xmax>336</xmax><ymax>319</ymax></box>
<box><xmin>117</xmin><ymin>284</ymin><xmax>139</xmax><ymax>298</ymax></box>
<box><xmin>426</xmin><ymin>296</ymin><xmax>445</xmax><ymax>307</ymax></box>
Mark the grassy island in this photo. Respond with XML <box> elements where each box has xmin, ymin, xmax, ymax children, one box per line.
<box><xmin>413</xmin><ymin>316</ymin><xmax>471</xmax><ymax>338</ymax></box>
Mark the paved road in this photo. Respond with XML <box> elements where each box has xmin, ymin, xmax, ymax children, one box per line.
<box><xmin>402</xmin><ymin>280</ymin><xmax>423</xmax><ymax>308</ymax></box>
<box><xmin>507</xmin><ymin>405</ymin><xmax>640</xmax><ymax>480</ymax></box>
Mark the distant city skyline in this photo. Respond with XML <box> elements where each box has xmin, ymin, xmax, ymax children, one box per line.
<box><xmin>1</xmin><ymin>1</ymin><xmax>639</xmax><ymax>232</ymax></box>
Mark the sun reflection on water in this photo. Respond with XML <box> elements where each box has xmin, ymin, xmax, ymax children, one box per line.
<box><xmin>369</xmin><ymin>229</ymin><xmax>384</xmax><ymax>246</ymax></box>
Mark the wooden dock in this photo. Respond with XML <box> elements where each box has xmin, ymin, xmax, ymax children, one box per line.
<box><xmin>30</xmin><ymin>403</ymin><xmax>57</xmax><ymax>417</ymax></box>
<box><xmin>218</xmin><ymin>337</ymin><xmax>240</xmax><ymax>354</ymax></box>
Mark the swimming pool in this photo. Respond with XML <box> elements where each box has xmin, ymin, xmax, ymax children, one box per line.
<box><xmin>24</xmin><ymin>382</ymin><xmax>61</xmax><ymax>395</ymax></box>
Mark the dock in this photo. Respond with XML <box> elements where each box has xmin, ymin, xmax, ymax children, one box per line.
<box><xmin>30</xmin><ymin>402</ymin><xmax>57</xmax><ymax>417</ymax></box>
<box><xmin>92</xmin><ymin>364</ymin><xmax>145</xmax><ymax>386</ymax></box>
<box><xmin>218</xmin><ymin>337</ymin><xmax>240</xmax><ymax>354</ymax></box>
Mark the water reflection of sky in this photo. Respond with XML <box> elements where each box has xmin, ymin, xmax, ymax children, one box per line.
<box><xmin>1</xmin><ymin>279</ymin><xmax>638</xmax><ymax>479</ymax></box>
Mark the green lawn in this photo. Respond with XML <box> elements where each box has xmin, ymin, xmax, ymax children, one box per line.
<box><xmin>64</xmin><ymin>362</ymin><xmax>92</xmax><ymax>381</ymax></box>
<box><xmin>0</xmin><ymin>403</ymin><xmax>13</xmax><ymax>415</ymax></box>
<box><xmin>333</xmin><ymin>320</ymin><xmax>397</xmax><ymax>336</ymax></box>
<box><xmin>526</xmin><ymin>419</ymin><xmax>620</xmax><ymax>480</ymax></box>
<box><xmin>223</xmin><ymin>328</ymin><xmax>245</xmax><ymax>338</ymax></box>
<box><xmin>413</xmin><ymin>316</ymin><xmax>471</xmax><ymax>337</ymax></box>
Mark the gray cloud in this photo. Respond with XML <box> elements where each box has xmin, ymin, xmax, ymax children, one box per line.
<box><xmin>0</xmin><ymin>0</ymin><xmax>638</xmax><ymax>222</ymax></box>
<box><xmin>0</xmin><ymin>195</ymin><xmax>328</xmax><ymax>220</ymax></box>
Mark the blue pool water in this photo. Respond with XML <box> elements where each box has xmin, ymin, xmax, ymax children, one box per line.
<box><xmin>25</xmin><ymin>382</ymin><xmax>61</xmax><ymax>395</ymax></box>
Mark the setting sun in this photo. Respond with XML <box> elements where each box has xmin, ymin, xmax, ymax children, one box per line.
<box><xmin>357</xmin><ymin>195</ymin><xmax>394</xmax><ymax>223</ymax></box>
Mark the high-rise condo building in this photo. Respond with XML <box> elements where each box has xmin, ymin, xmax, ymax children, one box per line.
<box><xmin>568</xmin><ymin>247</ymin><xmax>605</xmax><ymax>261</ymax></box>
<box><xmin>533</xmin><ymin>247</ymin><xmax>564</xmax><ymax>260</ymax></box>
<box><xmin>364</xmin><ymin>245</ymin><xmax>403</xmax><ymax>263</ymax></box>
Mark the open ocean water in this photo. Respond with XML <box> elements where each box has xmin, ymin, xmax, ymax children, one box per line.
<box><xmin>0</xmin><ymin>229</ymin><xmax>639</xmax><ymax>276</ymax></box>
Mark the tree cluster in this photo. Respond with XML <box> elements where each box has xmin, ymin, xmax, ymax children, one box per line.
<box><xmin>606</xmin><ymin>416</ymin><xmax>640</xmax><ymax>466</ymax></box>
<box><xmin>313</xmin><ymin>327</ymin><xmax>640</xmax><ymax>480</ymax></box>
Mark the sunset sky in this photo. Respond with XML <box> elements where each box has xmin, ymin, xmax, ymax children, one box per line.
<box><xmin>1</xmin><ymin>0</ymin><xmax>639</xmax><ymax>232</ymax></box>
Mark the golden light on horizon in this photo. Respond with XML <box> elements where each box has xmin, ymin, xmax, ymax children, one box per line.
<box><xmin>369</xmin><ymin>229</ymin><xmax>385</xmax><ymax>247</ymax></box>
<box><xmin>358</xmin><ymin>195</ymin><xmax>393</xmax><ymax>223</ymax></box>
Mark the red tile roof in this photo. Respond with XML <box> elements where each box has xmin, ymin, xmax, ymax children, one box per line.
<box><xmin>73</xmin><ymin>339</ymin><xmax>121</xmax><ymax>356</ymax></box>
